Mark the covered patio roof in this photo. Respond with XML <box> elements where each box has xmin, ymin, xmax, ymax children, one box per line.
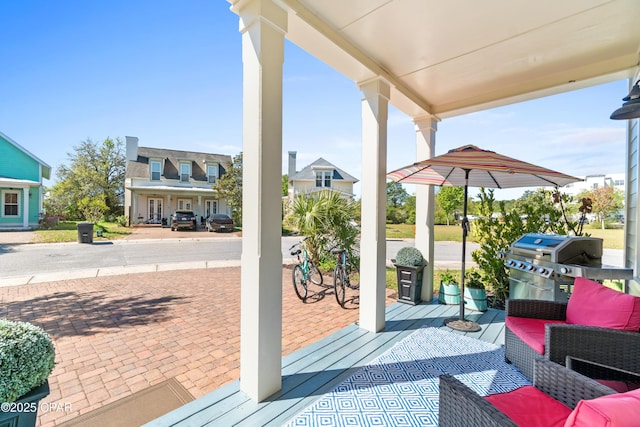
<box><xmin>226</xmin><ymin>0</ymin><xmax>640</xmax><ymax>404</ymax></box>
<box><xmin>276</xmin><ymin>0</ymin><xmax>639</xmax><ymax>119</ymax></box>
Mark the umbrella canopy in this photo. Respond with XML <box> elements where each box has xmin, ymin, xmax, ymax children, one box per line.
<box><xmin>387</xmin><ymin>145</ymin><xmax>582</xmax><ymax>331</ymax></box>
<box><xmin>387</xmin><ymin>145</ymin><xmax>581</xmax><ymax>189</ymax></box>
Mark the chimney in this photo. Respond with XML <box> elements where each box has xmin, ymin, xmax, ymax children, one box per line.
<box><xmin>288</xmin><ymin>151</ymin><xmax>297</xmax><ymax>178</ymax></box>
<box><xmin>125</xmin><ymin>136</ymin><xmax>139</xmax><ymax>162</ymax></box>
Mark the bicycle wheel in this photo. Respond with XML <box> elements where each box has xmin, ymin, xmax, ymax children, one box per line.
<box><xmin>334</xmin><ymin>265</ymin><xmax>346</xmax><ymax>307</ymax></box>
<box><xmin>308</xmin><ymin>261</ymin><xmax>323</xmax><ymax>285</ymax></box>
<box><xmin>347</xmin><ymin>263</ymin><xmax>360</xmax><ymax>290</ymax></box>
<box><xmin>292</xmin><ymin>265</ymin><xmax>307</xmax><ymax>301</ymax></box>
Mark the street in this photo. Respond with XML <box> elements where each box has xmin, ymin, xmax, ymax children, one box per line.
<box><xmin>0</xmin><ymin>236</ymin><xmax>480</xmax><ymax>278</ymax></box>
<box><xmin>0</xmin><ymin>235</ymin><xmax>623</xmax><ymax>284</ymax></box>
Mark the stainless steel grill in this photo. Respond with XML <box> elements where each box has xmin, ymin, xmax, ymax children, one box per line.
<box><xmin>505</xmin><ymin>233</ymin><xmax>633</xmax><ymax>302</ymax></box>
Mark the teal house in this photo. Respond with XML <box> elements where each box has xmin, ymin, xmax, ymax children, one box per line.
<box><xmin>0</xmin><ymin>131</ymin><xmax>51</xmax><ymax>229</ymax></box>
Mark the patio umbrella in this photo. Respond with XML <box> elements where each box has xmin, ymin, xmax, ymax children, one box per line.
<box><xmin>387</xmin><ymin>144</ymin><xmax>581</xmax><ymax>331</ymax></box>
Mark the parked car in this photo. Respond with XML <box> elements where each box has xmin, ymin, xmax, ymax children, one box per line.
<box><xmin>206</xmin><ymin>214</ymin><xmax>234</xmax><ymax>232</ymax></box>
<box><xmin>171</xmin><ymin>210</ymin><xmax>197</xmax><ymax>231</ymax></box>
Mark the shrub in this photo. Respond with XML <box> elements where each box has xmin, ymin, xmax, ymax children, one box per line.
<box><xmin>440</xmin><ymin>270</ymin><xmax>458</xmax><ymax>285</ymax></box>
<box><xmin>395</xmin><ymin>246</ymin><xmax>424</xmax><ymax>267</ymax></box>
<box><xmin>464</xmin><ymin>269</ymin><xmax>485</xmax><ymax>289</ymax></box>
<box><xmin>116</xmin><ymin>215</ymin><xmax>128</xmax><ymax>227</ymax></box>
<box><xmin>0</xmin><ymin>319</ymin><xmax>55</xmax><ymax>402</ymax></box>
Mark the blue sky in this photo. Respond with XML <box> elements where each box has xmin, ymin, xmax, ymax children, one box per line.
<box><xmin>1</xmin><ymin>1</ymin><xmax>629</xmax><ymax>200</ymax></box>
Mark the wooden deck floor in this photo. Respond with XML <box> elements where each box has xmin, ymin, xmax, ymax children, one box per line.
<box><xmin>145</xmin><ymin>300</ymin><xmax>506</xmax><ymax>427</ymax></box>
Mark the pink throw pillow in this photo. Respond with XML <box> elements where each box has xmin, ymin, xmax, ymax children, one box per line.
<box><xmin>564</xmin><ymin>388</ymin><xmax>640</xmax><ymax>427</ymax></box>
<box><xmin>566</xmin><ymin>277</ymin><xmax>640</xmax><ymax>331</ymax></box>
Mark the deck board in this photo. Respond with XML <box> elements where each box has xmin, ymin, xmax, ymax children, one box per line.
<box><xmin>145</xmin><ymin>301</ymin><xmax>506</xmax><ymax>427</ymax></box>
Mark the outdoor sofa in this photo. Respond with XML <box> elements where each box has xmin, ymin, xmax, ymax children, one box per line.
<box><xmin>439</xmin><ymin>357</ymin><xmax>640</xmax><ymax>427</ymax></box>
<box><xmin>504</xmin><ymin>277</ymin><xmax>640</xmax><ymax>383</ymax></box>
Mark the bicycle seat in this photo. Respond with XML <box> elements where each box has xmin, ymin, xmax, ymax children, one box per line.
<box><xmin>331</xmin><ymin>248</ymin><xmax>346</xmax><ymax>255</ymax></box>
<box><xmin>290</xmin><ymin>249</ymin><xmax>302</xmax><ymax>256</ymax></box>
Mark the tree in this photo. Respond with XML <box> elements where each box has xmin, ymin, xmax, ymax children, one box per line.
<box><xmin>436</xmin><ymin>186</ymin><xmax>464</xmax><ymax>225</ymax></box>
<box><xmin>45</xmin><ymin>137</ymin><xmax>125</xmax><ymax>220</ymax></box>
<box><xmin>213</xmin><ymin>152</ymin><xmax>243</xmax><ymax>226</ymax></box>
<box><xmin>386</xmin><ymin>182</ymin><xmax>409</xmax><ymax>207</ymax></box>
<box><xmin>282</xmin><ymin>174</ymin><xmax>289</xmax><ymax>197</ymax></box>
<box><xmin>584</xmin><ymin>186</ymin><xmax>623</xmax><ymax>229</ymax></box>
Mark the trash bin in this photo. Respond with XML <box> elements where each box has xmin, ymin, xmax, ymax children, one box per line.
<box><xmin>77</xmin><ymin>222</ymin><xmax>94</xmax><ymax>244</ymax></box>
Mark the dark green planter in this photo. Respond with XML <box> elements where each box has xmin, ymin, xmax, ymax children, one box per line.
<box><xmin>438</xmin><ymin>283</ymin><xmax>460</xmax><ymax>305</ymax></box>
<box><xmin>0</xmin><ymin>380</ymin><xmax>50</xmax><ymax>427</ymax></box>
<box><xmin>395</xmin><ymin>264</ymin><xmax>425</xmax><ymax>305</ymax></box>
<box><xmin>464</xmin><ymin>287</ymin><xmax>487</xmax><ymax>312</ymax></box>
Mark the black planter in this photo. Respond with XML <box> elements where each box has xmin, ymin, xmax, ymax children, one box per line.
<box><xmin>394</xmin><ymin>264</ymin><xmax>425</xmax><ymax>305</ymax></box>
<box><xmin>0</xmin><ymin>380</ymin><xmax>50</xmax><ymax>427</ymax></box>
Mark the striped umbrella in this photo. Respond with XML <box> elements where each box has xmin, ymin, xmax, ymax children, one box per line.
<box><xmin>387</xmin><ymin>145</ymin><xmax>582</xmax><ymax>331</ymax></box>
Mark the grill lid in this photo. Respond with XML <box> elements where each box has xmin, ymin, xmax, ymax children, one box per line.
<box><xmin>509</xmin><ymin>233</ymin><xmax>603</xmax><ymax>264</ymax></box>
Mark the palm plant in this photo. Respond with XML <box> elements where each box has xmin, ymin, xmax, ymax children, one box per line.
<box><xmin>287</xmin><ymin>190</ymin><xmax>360</xmax><ymax>268</ymax></box>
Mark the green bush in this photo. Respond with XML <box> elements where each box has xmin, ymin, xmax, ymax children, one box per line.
<box><xmin>0</xmin><ymin>319</ymin><xmax>55</xmax><ymax>402</ymax></box>
<box><xmin>116</xmin><ymin>215</ymin><xmax>128</xmax><ymax>227</ymax></box>
<box><xmin>464</xmin><ymin>269</ymin><xmax>485</xmax><ymax>289</ymax></box>
<box><xmin>440</xmin><ymin>270</ymin><xmax>458</xmax><ymax>285</ymax></box>
<box><xmin>395</xmin><ymin>246</ymin><xmax>424</xmax><ymax>267</ymax></box>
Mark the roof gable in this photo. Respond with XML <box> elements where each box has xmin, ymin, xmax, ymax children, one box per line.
<box><xmin>0</xmin><ymin>131</ymin><xmax>51</xmax><ymax>180</ymax></box>
<box><xmin>290</xmin><ymin>157</ymin><xmax>358</xmax><ymax>183</ymax></box>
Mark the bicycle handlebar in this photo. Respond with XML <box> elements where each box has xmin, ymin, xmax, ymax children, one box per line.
<box><xmin>288</xmin><ymin>236</ymin><xmax>308</xmax><ymax>250</ymax></box>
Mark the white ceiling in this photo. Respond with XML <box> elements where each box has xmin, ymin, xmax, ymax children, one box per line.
<box><xmin>233</xmin><ymin>0</ymin><xmax>640</xmax><ymax>120</ymax></box>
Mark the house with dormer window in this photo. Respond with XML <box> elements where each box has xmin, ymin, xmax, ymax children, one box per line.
<box><xmin>286</xmin><ymin>151</ymin><xmax>358</xmax><ymax>201</ymax></box>
<box><xmin>0</xmin><ymin>131</ymin><xmax>51</xmax><ymax>230</ymax></box>
<box><xmin>124</xmin><ymin>136</ymin><xmax>232</xmax><ymax>225</ymax></box>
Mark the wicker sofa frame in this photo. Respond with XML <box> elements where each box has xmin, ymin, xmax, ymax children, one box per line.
<box><xmin>439</xmin><ymin>358</ymin><xmax>615</xmax><ymax>427</ymax></box>
<box><xmin>504</xmin><ymin>299</ymin><xmax>640</xmax><ymax>381</ymax></box>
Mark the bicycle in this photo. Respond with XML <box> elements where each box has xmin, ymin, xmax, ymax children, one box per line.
<box><xmin>331</xmin><ymin>247</ymin><xmax>360</xmax><ymax>308</ymax></box>
<box><xmin>290</xmin><ymin>238</ymin><xmax>323</xmax><ymax>301</ymax></box>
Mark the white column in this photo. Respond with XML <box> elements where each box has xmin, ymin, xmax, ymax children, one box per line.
<box><xmin>235</xmin><ymin>0</ymin><xmax>286</xmax><ymax>401</ymax></box>
<box><xmin>414</xmin><ymin>116</ymin><xmax>438</xmax><ymax>302</ymax></box>
<box><xmin>359</xmin><ymin>78</ymin><xmax>390</xmax><ymax>333</ymax></box>
<box><xmin>22</xmin><ymin>187</ymin><xmax>29</xmax><ymax>228</ymax></box>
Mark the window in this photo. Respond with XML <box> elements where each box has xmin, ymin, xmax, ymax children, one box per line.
<box><xmin>150</xmin><ymin>161</ymin><xmax>161</xmax><ymax>181</ymax></box>
<box><xmin>207</xmin><ymin>164</ymin><xmax>219</xmax><ymax>184</ymax></box>
<box><xmin>315</xmin><ymin>171</ymin><xmax>332</xmax><ymax>188</ymax></box>
<box><xmin>180</xmin><ymin>162</ymin><xmax>191</xmax><ymax>182</ymax></box>
<box><xmin>177</xmin><ymin>199</ymin><xmax>192</xmax><ymax>210</ymax></box>
<box><xmin>3</xmin><ymin>191</ymin><xmax>19</xmax><ymax>217</ymax></box>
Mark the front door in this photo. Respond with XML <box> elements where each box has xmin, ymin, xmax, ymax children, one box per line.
<box><xmin>205</xmin><ymin>200</ymin><xmax>218</xmax><ymax>218</ymax></box>
<box><xmin>148</xmin><ymin>198</ymin><xmax>163</xmax><ymax>223</ymax></box>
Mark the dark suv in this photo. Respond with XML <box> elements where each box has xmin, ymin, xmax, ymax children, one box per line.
<box><xmin>171</xmin><ymin>210</ymin><xmax>197</xmax><ymax>231</ymax></box>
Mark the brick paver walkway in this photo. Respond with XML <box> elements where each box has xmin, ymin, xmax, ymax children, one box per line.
<box><xmin>0</xmin><ymin>267</ymin><xmax>396</xmax><ymax>426</ymax></box>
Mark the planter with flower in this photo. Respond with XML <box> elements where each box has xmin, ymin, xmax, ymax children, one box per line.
<box><xmin>438</xmin><ymin>270</ymin><xmax>460</xmax><ymax>305</ymax></box>
<box><xmin>463</xmin><ymin>269</ymin><xmax>487</xmax><ymax>312</ymax></box>
<box><xmin>393</xmin><ymin>246</ymin><xmax>427</xmax><ymax>305</ymax></box>
<box><xmin>0</xmin><ymin>319</ymin><xmax>55</xmax><ymax>427</ymax></box>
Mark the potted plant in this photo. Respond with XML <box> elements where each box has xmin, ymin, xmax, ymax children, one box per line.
<box><xmin>463</xmin><ymin>269</ymin><xmax>487</xmax><ymax>312</ymax></box>
<box><xmin>438</xmin><ymin>270</ymin><xmax>460</xmax><ymax>305</ymax></box>
<box><xmin>393</xmin><ymin>246</ymin><xmax>426</xmax><ymax>305</ymax></box>
<box><xmin>0</xmin><ymin>319</ymin><xmax>55</xmax><ymax>427</ymax></box>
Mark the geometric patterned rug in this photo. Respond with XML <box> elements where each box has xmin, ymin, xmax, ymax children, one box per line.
<box><xmin>285</xmin><ymin>327</ymin><xmax>530</xmax><ymax>427</ymax></box>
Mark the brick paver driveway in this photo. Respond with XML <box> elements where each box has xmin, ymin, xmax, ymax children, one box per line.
<box><xmin>0</xmin><ymin>266</ymin><xmax>396</xmax><ymax>426</ymax></box>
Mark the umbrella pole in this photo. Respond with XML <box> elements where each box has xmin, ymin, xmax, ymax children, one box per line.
<box><xmin>444</xmin><ymin>169</ymin><xmax>481</xmax><ymax>332</ymax></box>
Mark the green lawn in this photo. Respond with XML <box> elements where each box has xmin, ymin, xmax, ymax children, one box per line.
<box><xmin>33</xmin><ymin>221</ymin><xmax>132</xmax><ymax>243</ymax></box>
<box><xmin>386</xmin><ymin>224</ymin><xmax>623</xmax><ymax>249</ymax></box>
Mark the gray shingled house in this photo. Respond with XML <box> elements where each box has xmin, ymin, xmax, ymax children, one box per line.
<box><xmin>124</xmin><ymin>136</ymin><xmax>232</xmax><ymax>225</ymax></box>
<box><xmin>286</xmin><ymin>151</ymin><xmax>358</xmax><ymax>201</ymax></box>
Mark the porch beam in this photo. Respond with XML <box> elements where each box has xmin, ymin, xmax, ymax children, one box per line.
<box><xmin>413</xmin><ymin>116</ymin><xmax>439</xmax><ymax>302</ymax></box>
<box><xmin>235</xmin><ymin>0</ymin><xmax>287</xmax><ymax>401</ymax></box>
<box><xmin>359</xmin><ymin>77</ymin><xmax>390</xmax><ymax>333</ymax></box>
